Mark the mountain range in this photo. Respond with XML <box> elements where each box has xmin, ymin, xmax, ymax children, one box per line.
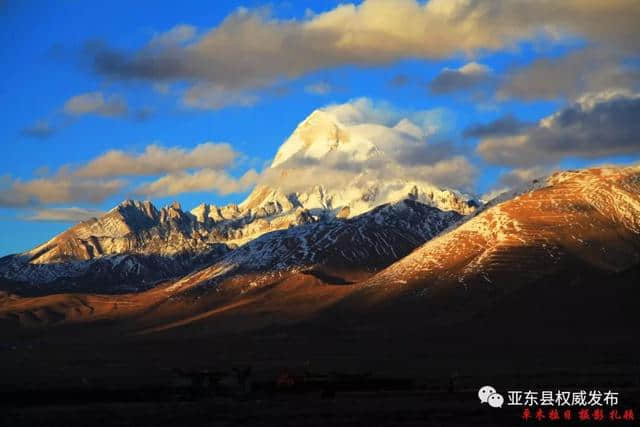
<box><xmin>1</xmin><ymin>108</ymin><xmax>639</xmax><ymax>361</ymax></box>
<box><xmin>0</xmin><ymin>108</ymin><xmax>477</xmax><ymax>294</ymax></box>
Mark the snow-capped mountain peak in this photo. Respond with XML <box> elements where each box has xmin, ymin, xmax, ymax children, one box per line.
<box><xmin>245</xmin><ymin>109</ymin><xmax>479</xmax><ymax>221</ymax></box>
<box><xmin>270</xmin><ymin>108</ymin><xmax>379</xmax><ymax>168</ymax></box>
<box><xmin>0</xmin><ymin>106</ymin><xmax>479</xmax><ymax>294</ymax></box>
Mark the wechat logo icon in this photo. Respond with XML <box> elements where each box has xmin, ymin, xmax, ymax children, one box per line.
<box><xmin>478</xmin><ymin>385</ymin><xmax>504</xmax><ymax>408</ymax></box>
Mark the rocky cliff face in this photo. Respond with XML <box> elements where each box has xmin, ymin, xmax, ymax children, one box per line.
<box><xmin>23</xmin><ymin>200</ymin><xmax>217</xmax><ymax>264</ymax></box>
<box><xmin>0</xmin><ymin>196</ymin><xmax>462</xmax><ymax>294</ymax></box>
<box><xmin>0</xmin><ymin>200</ymin><xmax>234</xmax><ymax>294</ymax></box>
<box><xmin>161</xmin><ymin>199</ymin><xmax>462</xmax><ymax>296</ymax></box>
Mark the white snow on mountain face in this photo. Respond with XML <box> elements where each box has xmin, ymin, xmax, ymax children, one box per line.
<box><xmin>270</xmin><ymin>107</ymin><xmax>437</xmax><ymax>169</ymax></box>
<box><xmin>271</xmin><ymin>109</ymin><xmax>380</xmax><ymax>168</ymax></box>
<box><xmin>0</xmin><ymin>105</ymin><xmax>479</xmax><ymax>292</ymax></box>
<box><xmin>0</xmin><ymin>199</ymin><xmax>235</xmax><ymax>292</ymax></box>
<box><xmin>189</xmin><ymin>107</ymin><xmax>478</xmax><ymax>244</ymax></box>
<box><xmin>167</xmin><ymin>199</ymin><xmax>462</xmax><ymax>294</ymax></box>
<box><xmin>364</xmin><ymin>166</ymin><xmax>640</xmax><ymax>291</ymax></box>
<box><xmin>248</xmin><ymin>107</ymin><xmax>478</xmax><ymax>220</ymax></box>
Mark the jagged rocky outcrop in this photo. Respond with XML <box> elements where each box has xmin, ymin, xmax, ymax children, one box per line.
<box><xmin>0</xmin><ymin>200</ymin><xmax>234</xmax><ymax>294</ymax></box>
<box><xmin>0</xmin><ymin>196</ymin><xmax>462</xmax><ymax>294</ymax></box>
<box><xmin>165</xmin><ymin>199</ymin><xmax>462</xmax><ymax>295</ymax></box>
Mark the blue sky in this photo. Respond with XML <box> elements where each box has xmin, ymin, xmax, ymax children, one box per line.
<box><xmin>1</xmin><ymin>0</ymin><xmax>639</xmax><ymax>255</ymax></box>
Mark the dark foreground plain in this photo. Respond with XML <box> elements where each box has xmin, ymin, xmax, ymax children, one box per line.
<box><xmin>2</xmin><ymin>266</ymin><xmax>640</xmax><ymax>426</ymax></box>
<box><xmin>2</xmin><ymin>167</ymin><xmax>640</xmax><ymax>426</ymax></box>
